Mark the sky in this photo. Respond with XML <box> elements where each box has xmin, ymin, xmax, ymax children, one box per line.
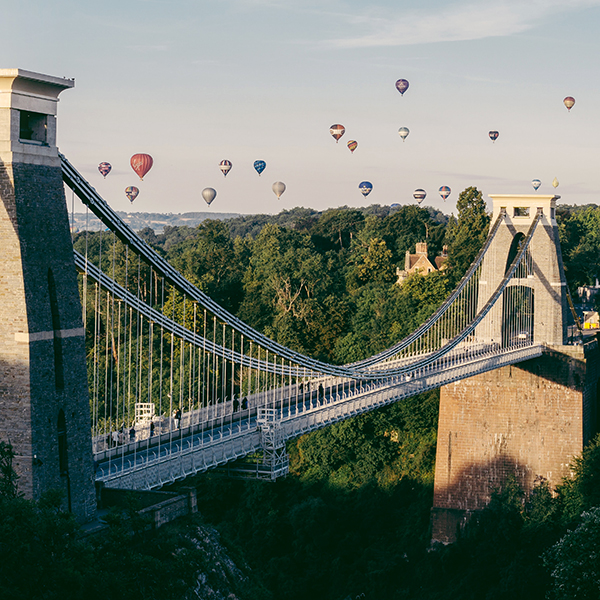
<box><xmin>3</xmin><ymin>0</ymin><xmax>600</xmax><ymax>216</ymax></box>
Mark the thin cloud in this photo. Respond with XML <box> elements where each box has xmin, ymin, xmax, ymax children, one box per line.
<box><xmin>326</xmin><ymin>0</ymin><xmax>600</xmax><ymax>48</ymax></box>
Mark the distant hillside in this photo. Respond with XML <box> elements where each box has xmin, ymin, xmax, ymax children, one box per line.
<box><xmin>70</xmin><ymin>205</ymin><xmax>449</xmax><ymax>234</ymax></box>
<box><xmin>70</xmin><ymin>211</ymin><xmax>241</xmax><ymax>232</ymax></box>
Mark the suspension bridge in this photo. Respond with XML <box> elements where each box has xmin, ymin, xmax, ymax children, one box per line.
<box><xmin>61</xmin><ymin>151</ymin><xmax>566</xmax><ymax>489</ymax></box>
<box><xmin>1</xmin><ymin>70</ymin><xmax>593</xmax><ymax>534</ymax></box>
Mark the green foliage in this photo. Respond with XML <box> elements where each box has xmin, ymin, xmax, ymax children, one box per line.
<box><xmin>544</xmin><ymin>507</ymin><xmax>600</xmax><ymax>600</ymax></box>
<box><xmin>194</xmin><ymin>393</ymin><xmax>439</xmax><ymax>600</ymax></box>
<box><xmin>558</xmin><ymin>205</ymin><xmax>600</xmax><ymax>289</ymax></box>
<box><xmin>556</xmin><ymin>433</ymin><xmax>600</xmax><ymax>524</ymax></box>
<box><xmin>0</xmin><ymin>491</ymin><xmax>262</xmax><ymax>600</ymax></box>
<box><xmin>0</xmin><ymin>441</ymin><xmax>19</xmax><ymax>498</ymax></box>
<box><xmin>446</xmin><ymin>186</ymin><xmax>490</xmax><ymax>283</ymax></box>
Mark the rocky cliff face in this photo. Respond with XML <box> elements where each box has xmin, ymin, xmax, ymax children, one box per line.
<box><xmin>184</xmin><ymin>524</ymin><xmax>265</xmax><ymax>600</ymax></box>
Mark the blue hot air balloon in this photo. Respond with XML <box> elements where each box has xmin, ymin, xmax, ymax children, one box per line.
<box><xmin>359</xmin><ymin>181</ymin><xmax>373</xmax><ymax>197</ymax></box>
<box><xmin>254</xmin><ymin>160</ymin><xmax>266</xmax><ymax>176</ymax></box>
<box><xmin>531</xmin><ymin>179</ymin><xmax>541</xmax><ymax>191</ymax></box>
<box><xmin>439</xmin><ymin>186</ymin><xmax>451</xmax><ymax>201</ymax></box>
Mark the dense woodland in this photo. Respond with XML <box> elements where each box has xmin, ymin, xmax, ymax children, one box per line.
<box><xmin>3</xmin><ymin>188</ymin><xmax>600</xmax><ymax>598</ymax></box>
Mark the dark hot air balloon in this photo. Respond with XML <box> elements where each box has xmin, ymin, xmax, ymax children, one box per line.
<box><xmin>219</xmin><ymin>160</ymin><xmax>232</xmax><ymax>176</ymax></box>
<box><xmin>413</xmin><ymin>189</ymin><xmax>426</xmax><ymax>204</ymax></box>
<box><xmin>125</xmin><ymin>186</ymin><xmax>139</xmax><ymax>203</ymax></box>
<box><xmin>254</xmin><ymin>160</ymin><xmax>266</xmax><ymax>176</ymax></box>
<box><xmin>329</xmin><ymin>124</ymin><xmax>345</xmax><ymax>142</ymax></box>
<box><xmin>130</xmin><ymin>153</ymin><xmax>153</xmax><ymax>180</ymax></box>
<box><xmin>272</xmin><ymin>181</ymin><xmax>286</xmax><ymax>198</ymax></box>
<box><xmin>202</xmin><ymin>188</ymin><xmax>217</xmax><ymax>206</ymax></box>
<box><xmin>563</xmin><ymin>96</ymin><xmax>575</xmax><ymax>112</ymax></box>
<box><xmin>347</xmin><ymin>140</ymin><xmax>358</xmax><ymax>153</ymax></box>
<box><xmin>531</xmin><ymin>179</ymin><xmax>541</xmax><ymax>191</ymax></box>
<box><xmin>98</xmin><ymin>162</ymin><xmax>112</xmax><ymax>178</ymax></box>
<box><xmin>439</xmin><ymin>186</ymin><xmax>451</xmax><ymax>200</ymax></box>
<box><xmin>358</xmin><ymin>181</ymin><xmax>373</xmax><ymax>197</ymax></box>
<box><xmin>395</xmin><ymin>79</ymin><xmax>409</xmax><ymax>95</ymax></box>
<box><xmin>489</xmin><ymin>130</ymin><xmax>499</xmax><ymax>143</ymax></box>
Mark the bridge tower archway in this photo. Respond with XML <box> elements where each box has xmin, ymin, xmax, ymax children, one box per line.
<box><xmin>0</xmin><ymin>69</ymin><xmax>95</xmax><ymax>521</ymax></box>
<box><xmin>475</xmin><ymin>194</ymin><xmax>568</xmax><ymax>347</ymax></box>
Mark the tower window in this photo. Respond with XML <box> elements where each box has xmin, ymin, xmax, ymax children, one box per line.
<box><xmin>514</xmin><ymin>207</ymin><xmax>530</xmax><ymax>218</ymax></box>
<box><xmin>19</xmin><ymin>111</ymin><xmax>48</xmax><ymax>144</ymax></box>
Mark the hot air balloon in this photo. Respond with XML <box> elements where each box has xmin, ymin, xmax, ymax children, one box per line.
<box><xmin>563</xmin><ymin>96</ymin><xmax>575</xmax><ymax>112</ymax></box>
<box><xmin>358</xmin><ymin>181</ymin><xmax>373</xmax><ymax>197</ymax></box>
<box><xmin>219</xmin><ymin>160</ymin><xmax>232</xmax><ymax>177</ymax></box>
<box><xmin>395</xmin><ymin>79</ymin><xmax>409</xmax><ymax>96</ymax></box>
<box><xmin>398</xmin><ymin>127</ymin><xmax>410</xmax><ymax>142</ymax></box>
<box><xmin>347</xmin><ymin>140</ymin><xmax>358</xmax><ymax>153</ymax></box>
<box><xmin>552</xmin><ymin>177</ymin><xmax>559</xmax><ymax>189</ymax></box>
<box><xmin>272</xmin><ymin>181</ymin><xmax>286</xmax><ymax>199</ymax></box>
<box><xmin>125</xmin><ymin>186</ymin><xmax>139</xmax><ymax>203</ymax></box>
<box><xmin>254</xmin><ymin>160</ymin><xmax>266</xmax><ymax>176</ymax></box>
<box><xmin>489</xmin><ymin>131</ymin><xmax>499</xmax><ymax>143</ymax></box>
<box><xmin>202</xmin><ymin>188</ymin><xmax>217</xmax><ymax>206</ymax></box>
<box><xmin>329</xmin><ymin>124</ymin><xmax>345</xmax><ymax>143</ymax></box>
<box><xmin>413</xmin><ymin>189</ymin><xmax>426</xmax><ymax>204</ymax></box>
<box><xmin>531</xmin><ymin>179</ymin><xmax>542</xmax><ymax>191</ymax></box>
<box><xmin>439</xmin><ymin>186</ymin><xmax>451</xmax><ymax>201</ymax></box>
<box><xmin>130</xmin><ymin>153</ymin><xmax>153</xmax><ymax>180</ymax></box>
<box><xmin>98</xmin><ymin>162</ymin><xmax>112</xmax><ymax>178</ymax></box>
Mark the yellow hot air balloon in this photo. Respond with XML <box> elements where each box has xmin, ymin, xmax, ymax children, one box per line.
<box><xmin>552</xmin><ymin>177</ymin><xmax>559</xmax><ymax>189</ymax></box>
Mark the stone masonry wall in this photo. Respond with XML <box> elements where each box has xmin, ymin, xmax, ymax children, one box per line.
<box><xmin>0</xmin><ymin>158</ymin><xmax>96</xmax><ymax>521</ymax></box>
<box><xmin>431</xmin><ymin>341</ymin><xmax>599</xmax><ymax>544</ymax></box>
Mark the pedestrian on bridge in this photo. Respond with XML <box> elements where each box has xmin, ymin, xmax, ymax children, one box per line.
<box><xmin>174</xmin><ymin>408</ymin><xmax>181</xmax><ymax>429</ymax></box>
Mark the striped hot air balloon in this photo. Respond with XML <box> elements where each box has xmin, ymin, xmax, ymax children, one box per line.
<box><xmin>125</xmin><ymin>186</ymin><xmax>139</xmax><ymax>203</ymax></box>
<box><xmin>130</xmin><ymin>153</ymin><xmax>153</xmax><ymax>180</ymax></box>
<box><xmin>439</xmin><ymin>186</ymin><xmax>451</xmax><ymax>201</ymax></box>
<box><xmin>413</xmin><ymin>189</ymin><xmax>426</xmax><ymax>204</ymax></box>
<box><xmin>219</xmin><ymin>160</ymin><xmax>232</xmax><ymax>176</ymax></box>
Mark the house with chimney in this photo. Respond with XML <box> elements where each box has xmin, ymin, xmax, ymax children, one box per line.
<box><xmin>396</xmin><ymin>242</ymin><xmax>448</xmax><ymax>285</ymax></box>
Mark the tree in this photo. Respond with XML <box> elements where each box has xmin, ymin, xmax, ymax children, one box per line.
<box><xmin>544</xmin><ymin>507</ymin><xmax>600</xmax><ymax>600</ymax></box>
<box><xmin>446</xmin><ymin>186</ymin><xmax>490</xmax><ymax>283</ymax></box>
<box><xmin>0</xmin><ymin>441</ymin><xmax>19</xmax><ymax>498</ymax></box>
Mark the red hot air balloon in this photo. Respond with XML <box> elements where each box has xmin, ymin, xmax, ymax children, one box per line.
<box><xmin>489</xmin><ymin>130</ymin><xmax>499</xmax><ymax>143</ymax></box>
<box><xmin>563</xmin><ymin>96</ymin><xmax>575</xmax><ymax>112</ymax></box>
<box><xmin>130</xmin><ymin>153</ymin><xmax>153</xmax><ymax>180</ymax></box>
<box><xmin>395</xmin><ymin>79</ymin><xmax>409</xmax><ymax>96</ymax></box>
<box><xmin>329</xmin><ymin>124</ymin><xmax>345</xmax><ymax>143</ymax></box>
<box><xmin>98</xmin><ymin>162</ymin><xmax>112</xmax><ymax>178</ymax></box>
<box><xmin>347</xmin><ymin>140</ymin><xmax>358</xmax><ymax>153</ymax></box>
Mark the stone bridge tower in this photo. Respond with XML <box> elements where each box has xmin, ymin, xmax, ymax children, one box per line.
<box><xmin>431</xmin><ymin>194</ymin><xmax>599</xmax><ymax>544</ymax></box>
<box><xmin>0</xmin><ymin>69</ymin><xmax>95</xmax><ymax>521</ymax></box>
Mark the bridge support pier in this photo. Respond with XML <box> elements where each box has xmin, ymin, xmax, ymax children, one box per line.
<box><xmin>431</xmin><ymin>340</ymin><xmax>599</xmax><ymax>544</ymax></box>
<box><xmin>0</xmin><ymin>70</ymin><xmax>95</xmax><ymax>521</ymax></box>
